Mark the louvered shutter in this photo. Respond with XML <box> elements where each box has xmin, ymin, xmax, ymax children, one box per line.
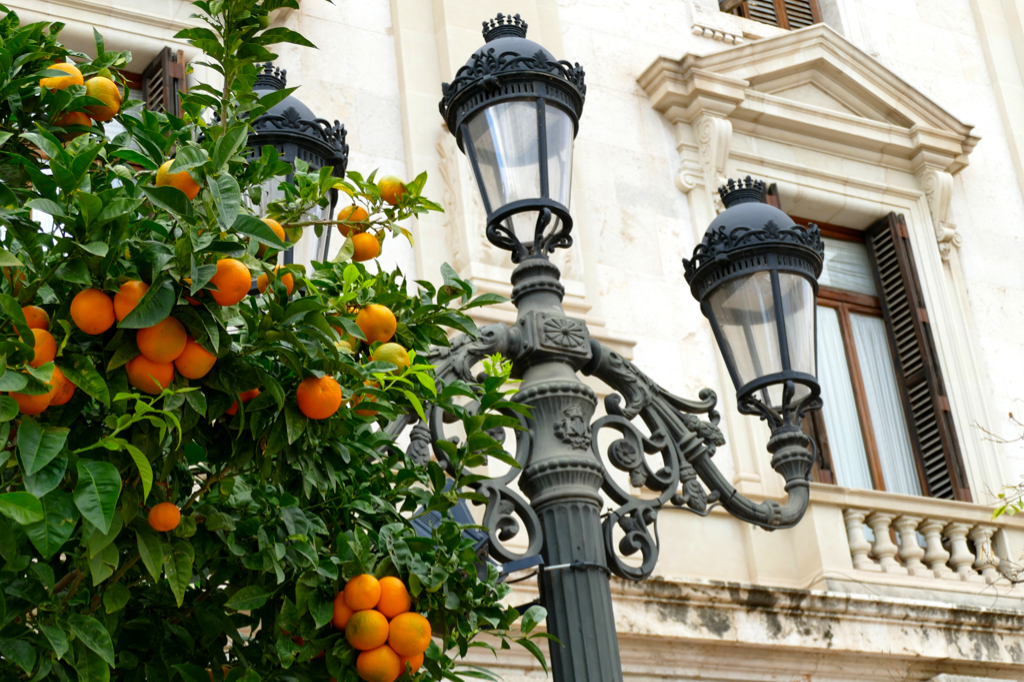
<box><xmin>720</xmin><ymin>0</ymin><xmax>821</xmax><ymax>29</ymax></box>
<box><xmin>142</xmin><ymin>47</ymin><xmax>186</xmax><ymax>117</ymax></box>
<box><xmin>865</xmin><ymin>213</ymin><xmax>971</xmax><ymax>501</ymax></box>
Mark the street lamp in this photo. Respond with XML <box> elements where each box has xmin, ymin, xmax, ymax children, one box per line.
<box><xmin>425</xmin><ymin>15</ymin><xmax>824</xmax><ymax>682</ymax></box>
<box><xmin>248</xmin><ymin>62</ymin><xmax>349</xmax><ymax>265</ymax></box>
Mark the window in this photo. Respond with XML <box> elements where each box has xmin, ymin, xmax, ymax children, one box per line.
<box><xmin>105</xmin><ymin>48</ymin><xmax>185</xmax><ymax>141</ymax></box>
<box><xmin>767</xmin><ymin>185</ymin><xmax>971</xmax><ymax>501</ymax></box>
<box><xmin>719</xmin><ymin>0</ymin><xmax>820</xmax><ymax>30</ymax></box>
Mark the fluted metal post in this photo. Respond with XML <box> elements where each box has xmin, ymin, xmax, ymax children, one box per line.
<box><xmin>508</xmin><ymin>257</ymin><xmax>624</xmax><ymax>682</ymax></box>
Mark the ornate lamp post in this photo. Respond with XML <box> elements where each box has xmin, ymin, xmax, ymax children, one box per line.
<box><xmin>248</xmin><ymin>62</ymin><xmax>349</xmax><ymax>265</ymax></box>
<box><xmin>424</xmin><ymin>14</ymin><xmax>825</xmax><ymax>682</ymax></box>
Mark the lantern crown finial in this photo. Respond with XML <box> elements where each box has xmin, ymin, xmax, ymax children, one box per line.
<box><xmin>482</xmin><ymin>13</ymin><xmax>528</xmax><ymax>41</ymax></box>
<box><xmin>255</xmin><ymin>62</ymin><xmax>287</xmax><ymax>90</ymax></box>
<box><xmin>718</xmin><ymin>176</ymin><xmax>765</xmax><ymax>207</ymax></box>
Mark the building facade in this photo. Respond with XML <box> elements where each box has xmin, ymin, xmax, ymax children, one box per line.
<box><xmin>14</xmin><ymin>0</ymin><xmax>1024</xmax><ymax>680</ymax></box>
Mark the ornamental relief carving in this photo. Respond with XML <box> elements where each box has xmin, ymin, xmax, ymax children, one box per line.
<box><xmin>916</xmin><ymin>166</ymin><xmax>962</xmax><ymax>261</ymax></box>
<box><xmin>554</xmin><ymin>405</ymin><xmax>592</xmax><ymax>450</ymax></box>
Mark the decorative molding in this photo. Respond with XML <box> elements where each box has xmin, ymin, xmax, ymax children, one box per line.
<box><xmin>435</xmin><ymin>134</ymin><xmax>469</xmax><ymax>271</ymax></box>
<box><xmin>691</xmin><ymin>24</ymin><xmax>744</xmax><ymax>45</ymax></box>
<box><xmin>554</xmin><ymin>405</ymin><xmax>592</xmax><ymax>450</ymax></box>
<box><xmin>915</xmin><ymin>165</ymin><xmax>962</xmax><ymax>260</ymax></box>
<box><xmin>695</xmin><ymin>113</ymin><xmax>732</xmax><ymax>199</ymax></box>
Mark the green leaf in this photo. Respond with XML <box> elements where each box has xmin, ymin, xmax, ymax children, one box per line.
<box><xmin>0</xmin><ymin>491</ymin><xmax>43</xmax><ymax>525</ymax></box>
<box><xmin>74</xmin><ymin>643</ymin><xmax>110</xmax><ymax>682</ymax></box>
<box><xmin>23</xmin><ymin>448</ymin><xmax>66</xmax><ymax>498</ymax></box>
<box><xmin>24</xmin><ymin>490</ymin><xmax>78</xmax><ymax>559</ymax></box>
<box><xmin>124</xmin><ymin>444</ymin><xmax>153</xmax><ymax>502</ymax></box>
<box><xmin>209</xmin><ymin>173</ymin><xmax>241</xmax><ymax>230</ymax></box>
<box><xmin>0</xmin><ymin>637</ymin><xmax>35</xmax><ymax>674</ymax></box>
<box><xmin>213</xmin><ymin>125</ymin><xmax>249</xmax><ymax>171</ymax></box>
<box><xmin>68</xmin><ymin>613</ymin><xmax>116</xmax><ymax>667</ymax></box>
<box><xmin>224</xmin><ymin>585</ymin><xmax>270</xmax><ymax>611</ymax></box>
<box><xmin>0</xmin><ymin>248</ymin><xmax>23</xmax><ymax>267</ymax></box>
<box><xmin>141</xmin><ymin>185</ymin><xmax>194</xmax><ymax>217</ymax></box>
<box><xmin>173</xmin><ymin>664</ymin><xmax>211</xmax><ymax>682</ymax></box>
<box><xmin>40</xmin><ymin>623</ymin><xmax>69</xmax><ymax>660</ymax></box>
<box><xmin>109</xmin><ymin>149</ymin><xmax>158</xmax><ymax>169</ymax></box>
<box><xmin>0</xmin><ymin>292</ymin><xmax>32</xmax><ymax>344</ymax></box>
<box><xmin>0</xmin><ymin>371</ymin><xmax>26</xmax><ymax>392</ymax></box>
<box><xmin>136</xmin><ymin>528</ymin><xmax>164</xmax><ymax>582</ymax></box>
<box><xmin>103</xmin><ymin>583</ymin><xmax>129</xmax><ymax>613</ymax></box>
<box><xmin>167</xmin><ymin>146</ymin><xmax>209</xmax><ymax>174</ymax></box>
<box><xmin>59</xmin><ymin>355</ymin><xmax>110</xmax><ymax>407</ymax></box>
<box><xmin>164</xmin><ymin>539</ymin><xmax>193</xmax><ymax>607</ymax></box>
<box><xmin>308</xmin><ymin>590</ymin><xmax>333</xmax><ymax>629</ymax></box>
<box><xmin>258</xmin><ymin>27</ymin><xmax>317</xmax><ymax>48</ymax></box>
<box><xmin>18</xmin><ymin>416</ymin><xmax>69</xmax><ymax>475</ymax></box>
<box><xmin>521</xmin><ymin>605</ymin><xmax>546</xmax><ymax>634</ymax></box>
<box><xmin>117</xmin><ymin>277</ymin><xmax>174</xmax><ymax>329</ymax></box>
<box><xmin>73</xmin><ymin>460</ymin><xmax>121</xmax><ymax>534</ymax></box>
<box><xmin>88</xmin><ymin>536</ymin><xmax>118</xmax><ymax>586</ymax></box>
<box><xmin>56</xmin><ymin>258</ymin><xmax>92</xmax><ymax>285</ymax></box>
<box><xmin>0</xmin><ymin>395</ymin><xmax>18</xmax><ymax>421</ymax></box>
<box><xmin>284</xmin><ymin>404</ymin><xmax>306</xmax><ymax>445</ymax></box>
<box><xmin>233</xmin><ymin>213</ymin><xmax>287</xmax><ymax>248</ymax></box>
<box><xmin>86</xmin><ymin>511</ymin><xmax>123</xmax><ymax>559</ymax></box>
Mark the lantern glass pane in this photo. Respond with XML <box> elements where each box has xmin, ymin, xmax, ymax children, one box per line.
<box><xmin>467</xmin><ymin>99</ymin><xmax>542</xmax><ymax>243</ymax></box>
<box><xmin>708</xmin><ymin>271</ymin><xmax>783</xmax><ymax>390</ymax></box>
<box><xmin>544</xmin><ymin>103</ymin><xmax>574</xmax><ymax>238</ymax></box>
<box><xmin>780</xmin><ymin>273</ymin><xmax>816</xmax><ymax>378</ymax></box>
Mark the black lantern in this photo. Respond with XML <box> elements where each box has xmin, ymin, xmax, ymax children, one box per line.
<box><xmin>249</xmin><ymin>63</ymin><xmax>349</xmax><ymax>264</ymax></box>
<box><xmin>439</xmin><ymin>13</ymin><xmax>586</xmax><ymax>262</ymax></box>
<box><xmin>684</xmin><ymin>177</ymin><xmax>824</xmax><ymax>427</ymax></box>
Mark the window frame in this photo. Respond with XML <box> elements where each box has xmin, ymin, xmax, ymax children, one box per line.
<box><xmin>720</xmin><ymin>0</ymin><xmax>822</xmax><ymax>30</ymax></box>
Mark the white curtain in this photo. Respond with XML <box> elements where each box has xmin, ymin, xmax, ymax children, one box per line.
<box><xmin>816</xmin><ymin>306</ymin><xmax>873</xmax><ymax>490</ymax></box>
<box><xmin>819</xmin><ymin>237</ymin><xmax>878</xmax><ymax>296</ymax></box>
<box><xmin>850</xmin><ymin>314</ymin><xmax>922</xmax><ymax>496</ymax></box>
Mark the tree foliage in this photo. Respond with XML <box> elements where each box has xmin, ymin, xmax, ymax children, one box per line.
<box><xmin>0</xmin><ymin>1</ymin><xmax>547</xmax><ymax>680</ymax></box>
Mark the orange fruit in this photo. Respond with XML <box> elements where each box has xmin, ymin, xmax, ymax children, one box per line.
<box><xmin>351</xmin><ymin>233</ymin><xmax>381</xmax><ymax>262</ymax></box>
<box><xmin>155</xmin><ymin>159</ymin><xmax>201</xmax><ymax>200</ymax></box>
<box><xmin>398</xmin><ymin>652</ymin><xmax>423</xmax><ymax>674</ymax></box>
<box><xmin>148</xmin><ymin>501</ymin><xmax>181</xmax><ymax>532</ymax></box>
<box><xmin>332</xmin><ymin>592</ymin><xmax>354</xmax><ymax>630</ymax></box>
<box><xmin>388</xmin><ymin>613</ymin><xmax>431</xmax><ymax>657</ymax></box>
<box><xmin>345</xmin><ymin>609</ymin><xmax>389</xmax><ymax>651</ymax></box>
<box><xmin>209</xmin><ymin>258</ymin><xmax>251</xmax><ymax>306</ymax></box>
<box><xmin>370</xmin><ymin>343</ymin><xmax>410</xmax><ymax>375</ymax></box>
<box><xmin>54</xmin><ymin>111</ymin><xmax>91</xmax><ymax>141</ymax></box>
<box><xmin>378</xmin><ymin>176</ymin><xmax>407</xmax><ymax>206</ymax></box>
<box><xmin>174</xmin><ymin>337</ymin><xmax>217</xmax><ymax>380</ymax></box>
<box><xmin>83</xmin><ymin>76</ymin><xmax>122</xmax><ymax>122</ymax></box>
<box><xmin>49</xmin><ymin>366</ymin><xmax>75</xmax><ymax>406</ymax></box>
<box><xmin>256</xmin><ymin>267</ymin><xmax>294</xmax><ymax>296</ymax></box>
<box><xmin>26</xmin><ymin>328</ymin><xmax>56</xmax><ymax>368</ymax></box>
<box><xmin>337</xmin><ymin>205</ymin><xmax>369</xmax><ymax>237</ymax></box>
<box><xmin>136</xmin><ymin>316</ymin><xmax>187</xmax><ymax>364</ymax></box>
<box><xmin>376</xmin><ymin>577</ymin><xmax>411</xmax><ymax>620</ymax></box>
<box><xmin>126</xmin><ymin>355</ymin><xmax>175</xmax><ymax>395</ymax></box>
<box><xmin>257</xmin><ymin>218</ymin><xmax>286</xmax><ymax>258</ymax></box>
<box><xmin>70</xmin><ymin>289</ymin><xmax>115</xmax><ymax>335</ymax></box>
<box><xmin>352</xmin><ymin>381</ymin><xmax>379</xmax><ymax>418</ymax></box>
<box><xmin>22</xmin><ymin>306</ymin><xmax>49</xmax><ymax>330</ymax></box>
<box><xmin>10</xmin><ymin>370</ymin><xmax>59</xmax><ymax>415</ymax></box>
<box><xmin>295</xmin><ymin>375</ymin><xmax>342</xmax><ymax>420</ymax></box>
<box><xmin>114</xmin><ymin>280</ymin><xmax>149</xmax><ymax>322</ymax></box>
<box><xmin>40</xmin><ymin>63</ymin><xmax>83</xmax><ymax>90</ymax></box>
<box><xmin>356</xmin><ymin>645</ymin><xmax>402</xmax><ymax>682</ymax></box>
<box><xmin>344</xmin><ymin>574</ymin><xmax>382</xmax><ymax>611</ymax></box>
<box><xmin>356</xmin><ymin>305</ymin><xmax>396</xmax><ymax>344</ymax></box>
<box><xmin>225</xmin><ymin>388</ymin><xmax>259</xmax><ymax>416</ymax></box>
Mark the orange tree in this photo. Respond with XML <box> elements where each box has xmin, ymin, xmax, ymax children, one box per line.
<box><xmin>0</xmin><ymin>1</ymin><xmax>548</xmax><ymax>680</ymax></box>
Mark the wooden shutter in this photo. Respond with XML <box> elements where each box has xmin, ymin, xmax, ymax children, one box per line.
<box><xmin>720</xmin><ymin>0</ymin><xmax>821</xmax><ymax>29</ymax></box>
<box><xmin>142</xmin><ymin>47</ymin><xmax>186</xmax><ymax>117</ymax></box>
<box><xmin>865</xmin><ymin>213</ymin><xmax>971</xmax><ymax>501</ymax></box>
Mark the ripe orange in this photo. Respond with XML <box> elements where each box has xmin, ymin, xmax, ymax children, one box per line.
<box><xmin>332</xmin><ymin>592</ymin><xmax>354</xmax><ymax>630</ymax></box>
<box><xmin>344</xmin><ymin>574</ymin><xmax>382</xmax><ymax>611</ymax></box>
<box><xmin>345</xmin><ymin>609</ymin><xmax>389</xmax><ymax>651</ymax></box>
<box><xmin>49</xmin><ymin>366</ymin><xmax>75</xmax><ymax>406</ymax></box>
<box><xmin>356</xmin><ymin>645</ymin><xmax>402</xmax><ymax>682</ymax></box>
<box><xmin>40</xmin><ymin>63</ymin><xmax>83</xmax><ymax>90</ymax></box>
<box><xmin>225</xmin><ymin>388</ymin><xmax>259</xmax><ymax>416</ymax></box>
<box><xmin>387</xmin><ymin>612</ymin><xmax>431</xmax><ymax>657</ymax></box>
<box><xmin>337</xmin><ymin>205</ymin><xmax>369</xmax><ymax>237</ymax></box>
<box><xmin>296</xmin><ymin>375</ymin><xmax>342</xmax><ymax>420</ymax></box>
<box><xmin>399</xmin><ymin>652</ymin><xmax>423</xmax><ymax>674</ymax></box>
<box><xmin>70</xmin><ymin>289</ymin><xmax>115</xmax><ymax>335</ymax></box>
<box><xmin>22</xmin><ymin>306</ymin><xmax>49</xmax><ymax>331</ymax></box>
<box><xmin>376</xmin><ymin>577</ymin><xmax>412</xmax><ymax>620</ymax></box>
<box><xmin>136</xmin><ymin>316</ymin><xmax>187</xmax><ymax>364</ymax></box>
<box><xmin>378</xmin><ymin>176</ymin><xmax>407</xmax><ymax>206</ymax></box>
<box><xmin>126</xmin><ymin>355</ymin><xmax>175</xmax><ymax>395</ymax></box>
<box><xmin>156</xmin><ymin>159</ymin><xmax>201</xmax><ymax>200</ymax></box>
<box><xmin>54</xmin><ymin>111</ymin><xmax>91</xmax><ymax>141</ymax></box>
<box><xmin>370</xmin><ymin>343</ymin><xmax>410</xmax><ymax>375</ymax></box>
<box><xmin>174</xmin><ymin>337</ymin><xmax>217</xmax><ymax>380</ymax></box>
<box><xmin>10</xmin><ymin>371</ymin><xmax>59</xmax><ymax>415</ymax></box>
<box><xmin>148</xmin><ymin>501</ymin><xmax>181</xmax><ymax>532</ymax></box>
<box><xmin>26</xmin><ymin>328</ymin><xmax>56</xmax><ymax>368</ymax></box>
<box><xmin>352</xmin><ymin>381</ymin><xmax>379</xmax><ymax>418</ymax></box>
<box><xmin>356</xmin><ymin>305</ymin><xmax>396</xmax><ymax>344</ymax></box>
<box><xmin>114</xmin><ymin>280</ymin><xmax>149</xmax><ymax>322</ymax></box>
<box><xmin>351</xmin><ymin>233</ymin><xmax>381</xmax><ymax>262</ymax></box>
<box><xmin>256</xmin><ymin>267</ymin><xmax>294</xmax><ymax>296</ymax></box>
<box><xmin>209</xmin><ymin>258</ymin><xmax>251</xmax><ymax>306</ymax></box>
<box><xmin>83</xmin><ymin>76</ymin><xmax>122</xmax><ymax>122</ymax></box>
<box><xmin>257</xmin><ymin>218</ymin><xmax>286</xmax><ymax>258</ymax></box>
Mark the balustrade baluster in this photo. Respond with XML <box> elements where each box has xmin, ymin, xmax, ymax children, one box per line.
<box><xmin>843</xmin><ymin>509</ymin><xmax>876</xmax><ymax>571</ymax></box>
<box><xmin>968</xmin><ymin>525</ymin><xmax>1001</xmax><ymax>584</ymax></box>
<box><xmin>893</xmin><ymin>515</ymin><xmax>926</xmax><ymax>576</ymax></box>
<box><xmin>945</xmin><ymin>522</ymin><xmax>978</xmax><ymax>580</ymax></box>
<box><xmin>866</xmin><ymin>512</ymin><xmax>904</xmax><ymax>573</ymax></box>
<box><xmin>919</xmin><ymin>519</ymin><xmax>955</xmax><ymax>579</ymax></box>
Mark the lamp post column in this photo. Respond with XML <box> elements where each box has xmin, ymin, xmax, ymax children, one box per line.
<box><xmin>509</xmin><ymin>257</ymin><xmax>624</xmax><ymax>682</ymax></box>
